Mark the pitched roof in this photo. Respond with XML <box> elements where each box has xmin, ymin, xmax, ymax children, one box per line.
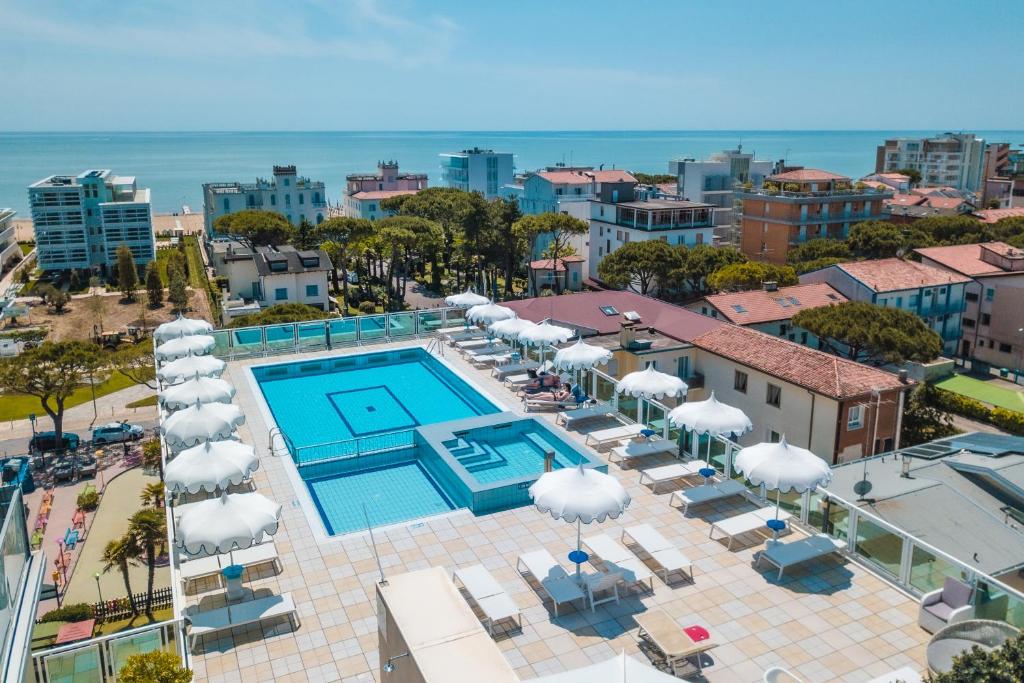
<box><xmin>702</xmin><ymin>283</ymin><xmax>848</xmax><ymax>325</ymax></box>
<box><xmin>254</xmin><ymin>246</ymin><xmax>332</xmax><ymax>275</ymax></box>
<box><xmin>769</xmin><ymin>168</ymin><xmax>849</xmax><ymax>182</ymax></box>
<box><xmin>692</xmin><ymin>326</ymin><xmax>910</xmax><ymax>399</ymax></box>
<box><xmin>501</xmin><ymin>290</ymin><xmax>725</xmax><ymax>341</ymax></box>
<box><xmin>529</xmin><ymin>256</ymin><xmax>585</xmax><ymax>272</ymax></box>
<box><xmin>888</xmin><ymin>193</ymin><xmax>927</xmax><ymax>207</ymax></box>
<box><xmin>836</xmin><ymin>258</ymin><xmax>971</xmax><ymax>292</ymax></box>
<box><xmin>351</xmin><ymin>190</ymin><xmax>418</xmax><ymax>200</ymax></box>
<box><xmin>924</xmin><ymin>196</ymin><xmax>969</xmax><ymax>210</ymax></box>
<box><xmin>974</xmin><ymin>207</ymin><xmax>1024</xmax><ymax>224</ymax></box>
<box><xmin>535</xmin><ymin>170</ymin><xmax>637</xmax><ymax>185</ymax></box>
<box><xmin>877</xmin><ymin>173</ymin><xmax>910</xmax><ymax>181</ymax></box>
<box><xmin>915</xmin><ymin>242</ymin><xmax>1022</xmax><ymax>276</ymax></box>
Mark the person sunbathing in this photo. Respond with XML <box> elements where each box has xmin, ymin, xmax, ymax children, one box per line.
<box><xmin>527</xmin><ymin>387</ymin><xmax>574</xmax><ymax>403</ymax></box>
<box><xmin>519</xmin><ymin>373</ymin><xmax>562</xmax><ymax>394</ymax></box>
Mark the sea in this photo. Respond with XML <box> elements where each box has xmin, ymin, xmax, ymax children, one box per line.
<box><xmin>2</xmin><ymin>130</ymin><xmax>1023</xmax><ymax>216</ymax></box>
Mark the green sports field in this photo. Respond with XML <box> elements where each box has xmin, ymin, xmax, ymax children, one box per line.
<box><xmin>934</xmin><ymin>374</ymin><xmax>1024</xmax><ymax>413</ymax></box>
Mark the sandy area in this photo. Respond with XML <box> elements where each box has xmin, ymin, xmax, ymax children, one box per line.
<box><xmin>12</xmin><ymin>213</ymin><xmax>203</xmax><ymax>242</ymax></box>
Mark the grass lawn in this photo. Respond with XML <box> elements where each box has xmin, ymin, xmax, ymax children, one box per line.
<box><xmin>0</xmin><ymin>372</ymin><xmax>138</xmax><ymax>422</ymax></box>
<box><xmin>126</xmin><ymin>395</ymin><xmax>158</xmax><ymax>409</ymax></box>
<box><xmin>935</xmin><ymin>374</ymin><xmax>1024</xmax><ymax>413</ymax></box>
<box><xmin>18</xmin><ymin>242</ymin><xmax>34</xmax><ymax>255</ymax></box>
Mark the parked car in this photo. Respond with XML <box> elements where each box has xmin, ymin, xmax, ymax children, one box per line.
<box><xmin>92</xmin><ymin>422</ymin><xmax>144</xmax><ymax>444</ymax></box>
<box><xmin>28</xmin><ymin>431</ymin><xmax>80</xmax><ymax>454</ymax></box>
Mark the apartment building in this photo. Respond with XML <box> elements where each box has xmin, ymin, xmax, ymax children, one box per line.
<box><xmin>342</xmin><ymin>160</ymin><xmax>427</xmax><ymax>221</ymax></box>
<box><xmin>202</xmin><ymin>165</ymin><xmax>327</xmax><ymax>234</ymax></box>
<box><xmin>800</xmin><ymin>258</ymin><xmax>970</xmax><ymax>357</ymax></box>
<box><xmin>982</xmin><ymin>145</ymin><xmax>1024</xmax><ymax>209</ymax></box>
<box><xmin>438</xmin><ymin>148</ymin><xmax>514</xmax><ymax>199</ymax></box>
<box><xmin>668</xmin><ymin>148</ymin><xmax>778</xmax><ymax>230</ymax></box>
<box><xmin>518</xmin><ymin>166</ymin><xmax>636</xmax><ymax>217</ymax></box>
<box><xmin>0</xmin><ymin>209</ymin><xmax>19</xmax><ymax>273</ymax></box>
<box><xmin>737</xmin><ymin>169</ymin><xmax>891</xmax><ymax>264</ymax></box>
<box><xmin>875</xmin><ymin>133</ymin><xmax>986</xmax><ymax>194</ymax></box>
<box><xmin>28</xmin><ymin>170</ymin><xmax>154</xmax><ymax>272</ymax></box>
<box><xmin>916</xmin><ymin>242</ymin><xmax>1024</xmax><ymax>372</ymax></box>
<box><xmin>885</xmin><ymin>186</ymin><xmax>976</xmax><ymax>223</ymax></box>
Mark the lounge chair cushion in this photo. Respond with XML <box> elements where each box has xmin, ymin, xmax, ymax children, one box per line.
<box><xmin>923</xmin><ymin>601</ymin><xmax>956</xmax><ymax>622</ymax></box>
<box><xmin>940</xmin><ymin>577</ymin><xmax>972</xmax><ymax>608</ymax></box>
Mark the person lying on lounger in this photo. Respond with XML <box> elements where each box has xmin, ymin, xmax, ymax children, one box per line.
<box><xmin>526</xmin><ymin>385</ymin><xmax>576</xmax><ymax>403</ymax></box>
<box><xmin>519</xmin><ymin>373</ymin><xmax>562</xmax><ymax>394</ymax></box>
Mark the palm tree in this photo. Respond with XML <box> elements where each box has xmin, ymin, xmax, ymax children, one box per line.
<box><xmin>129</xmin><ymin>509</ymin><xmax>166</xmax><ymax>616</ymax></box>
<box><xmin>101</xmin><ymin>534</ymin><xmax>142</xmax><ymax>616</ymax></box>
<box><xmin>140</xmin><ymin>482</ymin><xmax>165</xmax><ymax>508</ymax></box>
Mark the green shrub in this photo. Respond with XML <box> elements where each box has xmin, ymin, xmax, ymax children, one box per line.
<box><xmin>40</xmin><ymin>603</ymin><xmax>94</xmax><ymax>623</ymax></box>
<box><xmin>118</xmin><ymin>650</ymin><xmax>193</xmax><ymax>683</ymax></box>
<box><xmin>77</xmin><ymin>489</ymin><xmax>100</xmax><ymax>511</ymax></box>
<box><xmin>357</xmin><ymin>301</ymin><xmax>376</xmax><ymax>314</ymax></box>
<box><xmin>926</xmin><ymin>384</ymin><xmax>1024</xmax><ymax>436</ymax></box>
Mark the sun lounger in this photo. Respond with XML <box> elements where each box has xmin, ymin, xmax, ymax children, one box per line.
<box><xmin>638</xmin><ymin>462</ymin><xmax>705</xmax><ymax>493</ymax></box>
<box><xmin>524</xmin><ymin>396</ymin><xmax>580</xmax><ymax>412</ymax></box>
<box><xmin>445</xmin><ymin>329</ymin><xmax>484</xmax><ymax>343</ymax></box>
<box><xmin>180</xmin><ymin>541</ymin><xmax>281</xmax><ymax>588</ymax></box>
<box><xmin>668</xmin><ymin>479</ymin><xmax>748</xmax><ymax>515</ymax></box>
<box><xmin>462</xmin><ymin>343</ymin><xmax>510</xmax><ymax>358</ymax></box>
<box><xmin>185</xmin><ymin>592</ymin><xmax>299</xmax><ymax>652</ymax></box>
<box><xmin>454</xmin><ymin>338</ymin><xmax>492</xmax><ymax>351</ymax></box>
<box><xmin>453</xmin><ymin>564</ymin><xmax>521</xmax><ymax>635</ymax></box>
<box><xmin>635</xmin><ymin>609</ymin><xmax>718</xmax><ymax>676</ymax></box>
<box><xmin>582</xmin><ymin>534</ymin><xmax>655</xmax><ymax>592</ymax></box>
<box><xmin>621</xmin><ymin>524</ymin><xmax>694</xmax><ymax>583</ymax></box>
<box><xmin>492</xmin><ymin>361</ymin><xmax>541</xmax><ymax>379</ymax></box>
<box><xmin>609</xmin><ymin>437</ymin><xmax>677</xmax><ymax>465</ymax></box>
<box><xmin>584</xmin><ymin>423</ymin><xmax>645</xmax><ymax>448</ymax></box>
<box><xmin>756</xmin><ymin>534</ymin><xmax>845</xmax><ymax>581</ymax></box>
<box><xmin>503</xmin><ymin>373</ymin><xmax>534</xmax><ymax>388</ymax></box>
<box><xmin>709</xmin><ymin>508</ymin><xmax>792</xmax><ymax>550</ymax></box>
<box><xmin>470</xmin><ymin>352</ymin><xmax>513</xmax><ymax>367</ymax></box>
<box><xmin>557</xmin><ymin>403</ymin><xmax>614</xmax><ymax>426</ymax></box>
<box><xmin>516</xmin><ymin>549</ymin><xmax>586</xmax><ymax>617</ymax></box>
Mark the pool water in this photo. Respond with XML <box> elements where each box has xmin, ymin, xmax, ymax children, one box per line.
<box><xmin>447</xmin><ymin>426</ymin><xmax>583</xmax><ymax>484</ymax></box>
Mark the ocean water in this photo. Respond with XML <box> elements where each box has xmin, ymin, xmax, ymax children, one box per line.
<box><xmin>2</xmin><ymin>130</ymin><xmax>1022</xmax><ymax>216</ymax></box>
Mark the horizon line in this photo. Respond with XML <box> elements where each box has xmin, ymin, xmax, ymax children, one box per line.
<box><xmin>2</xmin><ymin>128</ymin><xmax>1023</xmax><ymax>135</ymax></box>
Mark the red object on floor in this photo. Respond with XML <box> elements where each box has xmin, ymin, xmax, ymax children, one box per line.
<box><xmin>54</xmin><ymin>619</ymin><xmax>96</xmax><ymax>645</ymax></box>
<box><xmin>683</xmin><ymin>625</ymin><xmax>710</xmax><ymax>642</ymax></box>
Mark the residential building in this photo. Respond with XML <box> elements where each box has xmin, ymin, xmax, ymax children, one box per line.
<box><xmin>0</xmin><ymin>478</ymin><xmax>46</xmax><ymax>683</ymax></box>
<box><xmin>438</xmin><ymin>148</ymin><xmax>514</xmax><ymax>199</ymax></box>
<box><xmin>202</xmin><ymin>165</ymin><xmax>327</xmax><ymax>234</ymax></box>
<box><xmin>686</xmin><ymin>282</ymin><xmax>847</xmax><ymax>347</ymax></box>
<box><xmin>982</xmin><ymin>145</ymin><xmax>1024</xmax><ymax>209</ymax></box>
<box><xmin>518</xmin><ymin>166</ymin><xmax>636</xmax><ymax>217</ymax></box>
<box><xmin>28</xmin><ymin>170</ymin><xmax>154</xmax><ymax>272</ymax></box>
<box><xmin>737</xmin><ymin>169</ymin><xmax>891</xmax><ymax>264</ymax></box>
<box><xmin>860</xmin><ymin>172</ymin><xmax>911</xmax><ymax>193</ymax></box>
<box><xmin>875</xmin><ymin>133</ymin><xmax>987</xmax><ymax>194</ymax></box>
<box><xmin>526</xmin><ymin>255</ymin><xmax>585</xmax><ymax>295</ymax></box>
<box><xmin>0</xmin><ymin>209</ymin><xmax>19</xmax><ymax>273</ymax></box>
<box><xmin>588</xmin><ymin>197</ymin><xmax>714</xmax><ymax>280</ymax></box>
<box><xmin>342</xmin><ymin>160</ymin><xmax>427</xmax><ymax>221</ymax></box>
<box><xmin>974</xmin><ymin>207</ymin><xmax>1024</xmax><ymax>224</ymax></box>
<box><xmin>885</xmin><ymin>186</ymin><xmax>976</xmax><ymax>223</ymax></box>
<box><xmin>668</xmin><ymin>148</ymin><xmax>778</xmax><ymax>231</ymax></box>
<box><xmin>916</xmin><ymin>241</ymin><xmax>1024</xmax><ymax>371</ymax></box>
<box><xmin>800</xmin><ymin>258</ymin><xmax>970</xmax><ymax>356</ymax></box>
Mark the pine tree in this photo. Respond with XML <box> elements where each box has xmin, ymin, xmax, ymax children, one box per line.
<box><xmin>116</xmin><ymin>245</ymin><xmax>139</xmax><ymax>302</ymax></box>
<box><xmin>144</xmin><ymin>261</ymin><xmax>163</xmax><ymax>307</ymax></box>
<box><xmin>168</xmin><ymin>271</ymin><xmax>188</xmax><ymax>312</ymax></box>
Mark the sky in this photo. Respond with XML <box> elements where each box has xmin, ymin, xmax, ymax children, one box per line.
<box><xmin>1</xmin><ymin>0</ymin><xmax>1022</xmax><ymax>131</ymax></box>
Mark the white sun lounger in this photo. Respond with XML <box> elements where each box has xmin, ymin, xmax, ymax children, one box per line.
<box><xmin>584</xmin><ymin>423</ymin><xmax>645</xmax><ymax>448</ymax></box>
<box><xmin>710</xmin><ymin>508</ymin><xmax>792</xmax><ymax>550</ymax></box>
<box><xmin>503</xmin><ymin>373</ymin><xmax>534</xmax><ymax>388</ymax></box>
<box><xmin>453</xmin><ymin>565</ymin><xmax>521</xmax><ymax>635</ymax></box>
<box><xmin>557</xmin><ymin>403</ymin><xmax>613</xmax><ymax>426</ymax></box>
<box><xmin>185</xmin><ymin>592</ymin><xmax>298</xmax><ymax>652</ymax></box>
<box><xmin>180</xmin><ymin>541</ymin><xmax>281</xmax><ymax>587</ymax></box>
<box><xmin>516</xmin><ymin>549</ymin><xmax>586</xmax><ymax>617</ymax></box>
<box><xmin>582</xmin><ymin>534</ymin><xmax>655</xmax><ymax>592</ymax></box>
<box><xmin>455</xmin><ymin>338</ymin><xmax>494</xmax><ymax>351</ymax></box>
<box><xmin>524</xmin><ymin>396</ymin><xmax>580</xmax><ymax>412</ymax></box>
<box><xmin>621</xmin><ymin>524</ymin><xmax>694</xmax><ymax>583</ymax></box>
<box><xmin>756</xmin><ymin>534</ymin><xmax>845</xmax><ymax>581</ymax></box>
<box><xmin>668</xmin><ymin>479</ymin><xmax>748</xmax><ymax>515</ymax></box>
<box><xmin>445</xmin><ymin>329</ymin><xmax>484</xmax><ymax>343</ymax></box>
<box><xmin>492</xmin><ymin>360</ymin><xmax>542</xmax><ymax>379</ymax></box>
<box><xmin>638</xmin><ymin>462</ymin><xmax>705</xmax><ymax>493</ymax></box>
<box><xmin>609</xmin><ymin>437</ymin><xmax>677</xmax><ymax>465</ymax></box>
<box><xmin>470</xmin><ymin>352</ymin><xmax>513</xmax><ymax>367</ymax></box>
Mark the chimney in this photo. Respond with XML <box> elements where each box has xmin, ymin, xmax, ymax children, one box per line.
<box><xmin>763</xmin><ymin>281</ymin><xmax>778</xmax><ymax>292</ymax></box>
<box><xmin>619</xmin><ymin>321</ymin><xmax>636</xmax><ymax>350</ymax></box>
<box><xmin>898</xmin><ymin>369</ymin><xmax>909</xmax><ymax>383</ymax></box>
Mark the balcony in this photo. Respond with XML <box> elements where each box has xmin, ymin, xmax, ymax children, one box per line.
<box><xmin>738</xmin><ymin>186</ymin><xmax>890</xmax><ymax>200</ymax></box>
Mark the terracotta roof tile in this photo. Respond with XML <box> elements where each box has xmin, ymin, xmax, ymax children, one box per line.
<box><xmin>836</xmin><ymin>258</ymin><xmax>971</xmax><ymax>292</ymax></box>
<box><xmin>915</xmin><ymin>242</ymin><xmax>1023</xmax><ymax>276</ymax></box>
<box><xmin>702</xmin><ymin>283</ymin><xmax>848</xmax><ymax>325</ymax></box>
<box><xmin>692</xmin><ymin>326</ymin><xmax>910</xmax><ymax>399</ymax></box>
<box><xmin>769</xmin><ymin>168</ymin><xmax>850</xmax><ymax>182</ymax></box>
<box><xmin>351</xmin><ymin>190</ymin><xmax>418</xmax><ymax>200</ymax></box>
<box><xmin>888</xmin><ymin>193</ymin><xmax>926</xmax><ymax>207</ymax></box>
<box><xmin>535</xmin><ymin>170</ymin><xmax>637</xmax><ymax>185</ymax></box>
<box><xmin>924</xmin><ymin>196</ymin><xmax>968</xmax><ymax>210</ymax></box>
<box><xmin>529</xmin><ymin>256</ymin><xmax>585</xmax><ymax>272</ymax></box>
<box><xmin>974</xmin><ymin>208</ymin><xmax>1024</xmax><ymax>224</ymax></box>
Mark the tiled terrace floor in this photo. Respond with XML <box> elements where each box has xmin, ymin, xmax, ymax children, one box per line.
<box><xmin>184</xmin><ymin>342</ymin><xmax>929</xmax><ymax>683</ymax></box>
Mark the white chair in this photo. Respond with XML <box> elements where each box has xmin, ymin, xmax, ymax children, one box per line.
<box><xmin>581</xmin><ymin>571</ymin><xmax>621</xmax><ymax>611</ymax></box>
<box><xmin>918</xmin><ymin>577</ymin><xmax>975</xmax><ymax>633</ymax></box>
<box><xmin>516</xmin><ymin>549</ymin><xmax>586</xmax><ymax>617</ymax></box>
<box><xmin>584</xmin><ymin>423</ymin><xmax>645</xmax><ymax>448</ymax></box>
<box><xmin>453</xmin><ymin>564</ymin><xmax>521</xmax><ymax>635</ymax></box>
<box><xmin>709</xmin><ymin>508</ymin><xmax>792</xmax><ymax>550</ymax></box>
<box><xmin>582</xmin><ymin>534</ymin><xmax>655</xmax><ymax>592</ymax></box>
<box><xmin>621</xmin><ymin>524</ymin><xmax>694</xmax><ymax>583</ymax></box>
<box><xmin>756</xmin><ymin>534</ymin><xmax>845</xmax><ymax>581</ymax></box>
<box><xmin>609</xmin><ymin>437</ymin><xmax>677</xmax><ymax>465</ymax></box>
<box><xmin>638</xmin><ymin>462</ymin><xmax>705</xmax><ymax>493</ymax></box>
<box><xmin>669</xmin><ymin>479</ymin><xmax>747</xmax><ymax>515</ymax></box>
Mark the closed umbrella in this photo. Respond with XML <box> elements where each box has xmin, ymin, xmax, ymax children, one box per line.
<box><xmin>176</xmin><ymin>491</ymin><xmax>281</xmax><ymax>555</ymax></box>
<box><xmin>155</xmin><ymin>335</ymin><xmax>215</xmax><ymax>362</ymax></box>
<box><xmin>466</xmin><ymin>301</ymin><xmax>515</xmax><ymax>325</ymax></box>
<box><xmin>615</xmin><ymin>366</ymin><xmax>687</xmax><ymax>400</ymax></box>
<box><xmin>489</xmin><ymin>317</ymin><xmax>536</xmax><ymax>341</ymax></box>
<box><xmin>157</xmin><ymin>353</ymin><xmax>226</xmax><ymax>384</ymax></box>
<box><xmin>159</xmin><ymin>375</ymin><xmax>236</xmax><ymax>411</ymax></box>
<box><xmin>154</xmin><ymin>315</ymin><xmax>214</xmax><ymax>343</ymax></box>
<box><xmin>668</xmin><ymin>391</ymin><xmax>752</xmax><ymax>477</ymax></box>
<box><xmin>530</xmin><ymin>460</ymin><xmax>630</xmax><ymax>579</ymax></box>
<box><xmin>519</xmin><ymin>320</ymin><xmax>574</xmax><ymax>364</ymax></box>
<box><xmin>733</xmin><ymin>436</ymin><xmax>832</xmax><ymax>537</ymax></box>
<box><xmin>161</xmin><ymin>402</ymin><xmax>245</xmax><ymax>450</ymax></box>
<box><xmin>445</xmin><ymin>288</ymin><xmax>489</xmax><ymax>308</ymax></box>
<box><xmin>165</xmin><ymin>440</ymin><xmax>259</xmax><ymax>494</ymax></box>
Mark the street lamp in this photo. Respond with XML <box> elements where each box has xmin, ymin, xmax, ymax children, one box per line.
<box><xmin>94</xmin><ymin>572</ymin><xmax>104</xmax><ymax>606</ymax></box>
<box><xmin>95</xmin><ymin>449</ymin><xmax>105</xmax><ymax>489</ymax></box>
<box><xmin>51</xmin><ymin>571</ymin><xmax>62</xmax><ymax>608</ymax></box>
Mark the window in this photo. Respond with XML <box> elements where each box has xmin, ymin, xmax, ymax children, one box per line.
<box><xmin>731</xmin><ymin>304</ymin><xmax>748</xmax><ymax>313</ymax></box>
<box><xmin>847</xmin><ymin>405</ymin><xmax>863</xmax><ymax>430</ymax></box>
<box><xmin>223</xmin><ymin>198</ymin><xmax>230</xmax><ymax>212</ymax></box>
<box><xmin>963</xmin><ymin>318</ymin><xmax>976</xmax><ymax>328</ymax></box>
<box><xmin>768</xmin><ymin>430</ymin><xmax>782</xmax><ymax>443</ymax></box>
<box><xmin>299</xmin><ymin>193</ymin><xmax>304</xmax><ymax>205</ymax></box>
<box><xmin>1000</xmin><ymin>343</ymin><xmax>1013</xmax><ymax>353</ymax></box>
<box><xmin>734</xmin><ymin>370</ymin><xmax>748</xmax><ymax>393</ymax></box>
<box><xmin>766</xmin><ymin>383</ymin><xmax>781</xmax><ymax>408</ymax></box>
<box><xmin>599</xmin><ymin>306</ymin><xmax>619</xmax><ymax>316</ymax></box>
<box><xmin>274</xmin><ymin>287</ymin><xmax>287</xmax><ymax>301</ymax></box>
<box><xmin>800</xmin><ymin>331</ymin><xmax>808</xmax><ymax>344</ymax></box>
<box><xmin>270</xmin><ymin>195</ymin><xmax>277</xmax><ymax>206</ymax></box>
<box><xmin>305</xmin><ymin>284</ymin><xmax>319</xmax><ymax>297</ymax></box>
<box><xmin>966</xmin><ymin>292</ymin><xmax>979</xmax><ymax>302</ymax></box>
<box><xmin>986</xmin><ymin>288</ymin><xmax>995</xmax><ymax>301</ymax></box>
<box><xmin>285</xmin><ymin>194</ymin><xmax>291</xmax><ymax>206</ymax></box>
<box><xmin>981</xmin><ymin>313</ymin><xmax>991</xmax><ymax>326</ymax></box>
<box><xmin>939</xmin><ymin>287</ymin><xmax>946</xmax><ymax>295</ymax></box>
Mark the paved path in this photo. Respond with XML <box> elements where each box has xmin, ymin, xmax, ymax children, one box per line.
<box><xmin>951</xmin><ymin>413</ymin><xmax>1010</xmax><ymax>435</ymax></box>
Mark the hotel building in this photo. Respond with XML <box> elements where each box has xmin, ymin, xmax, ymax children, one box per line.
<box><xmin>341</xmin><ymin>160</ymin><xmax>427</xmax><ymax>221</ymax></box>
<box><xmin>875</xmin><ymin>132</ymin><xmax>987</xmax><ymax>194</ymax></box>
<box><xmin>439</xmin><ymin>148</ymin><xmax>514</xmax><ymax>199</ymax></box>
<box><xmin>202</xmin><ymin>165</ymin><xmax>327</xmax><ymax>234</ymax></box>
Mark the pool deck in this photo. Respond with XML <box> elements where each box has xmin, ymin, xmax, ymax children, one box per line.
<box><xmin>186</xmin><ymin>341</ymin><xmax>930</xmax><ymax>682</ymax></box>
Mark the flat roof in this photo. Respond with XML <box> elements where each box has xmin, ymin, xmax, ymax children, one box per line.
<box><xmin>612</xmin><ymin>198</ymin><xmax>713</xmax><ymax>210</ymax></box>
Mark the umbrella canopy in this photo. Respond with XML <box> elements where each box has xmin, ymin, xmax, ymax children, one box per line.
<box><xmin>154</xmin><ymin>315</ymin><xmax>214</xmax><ymax>343</ymax></box>
<box><xmin>175</xmin><ymin>491</ymin><xmax>281</xmax><ymax>555</ymax></box>
<box><xmin>165</xmin><ymin>440</ymin><xmax>259</xmax><ymax>494</ymax></box>
<box><xmin>615</xmin><ymin>366</ymin><xmax>688</xmax><ymax>400</ymax></box>
<box><xmin>518</xmin><ymin>320</ymin><xmax>574</xmax><ymax>347</ymax></box>
<box><xmin>156</xmin><ymin>353</ymin><xmax>226</xmax><ymax>384</ymax></box>
<box><xmin>159</xmin><ymin>375</ymin><xmax>236</xmax><ymax>411</ymax></box>
<box><xmin>531</xmin><ymin>651</ymin><xmax>681</xmax><ymax>683</ymax></box>
<box><xmin>733</xmin><ymin>437</ymin><xmax>832</xmax><ymax>493</ymax></box>
<box><xmin>667</xmin><ymin>391</ymin><xmax>752</xmax><ymax>437</ymax></box>
<box><xmin>445</xmin><ymin>288</ymin><xmax>490</xmax><ymax>308</ymax></box>
<box><xmin>161</xmin><ymin>402</ymin><xmax>245</xmax><ymax>449</ymax></box>
<box><xmin>553</xmin><ymin>339</ymin><xmax>612</xmax><ymax>371</ymax></box>
<box><xmin>466</xmin><ymin>301</ymin><xmax>515</xmax><ymax>325</ymax></box>
<box><xmin>155</xmin><ymin>335</ymin><xmax>215</xmax><ymax>362</ymax></box>
<box><xmin>488</xmin><ymin>316</ymin><xmax>537</xmax><ymax>341</ymax></box>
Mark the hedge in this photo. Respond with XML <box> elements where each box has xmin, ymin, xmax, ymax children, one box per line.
<box><xmin>926</xmin><ymin>384</ymin><xmax>1024</xmax><ymax>435</ymax></box>
<box><xmin>39</xmin><ymin>603</ymin><xmax>94</xmax><ymax>623</ymax></box>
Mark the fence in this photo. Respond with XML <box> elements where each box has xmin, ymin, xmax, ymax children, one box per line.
<box><xmin>30</xmin><ymin>619</ymin><xmax>180</xmax><ymax>683</ymax></box>
<box><xmin>291</xmin><ymin>429</ymin><xmax>417</xmax><ymax>466</ymax></box>
<box><xmin>92</xmin><ymin>587</ymin><xmax>174</xmax><ymax>623</ymax></box>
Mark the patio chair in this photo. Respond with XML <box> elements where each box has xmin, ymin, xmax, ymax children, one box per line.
<box><xmin>453</xmin><ymin>564</ymin><xmax>521</xmax><ymax>635</ymax></box>
<box><xmin>492</xmin><ymin>360</ymin><xmax>542</xmax><ymax>380</ymax></box>
<box><xmin>918</xmin><ymin>577</ymin><xmax>975</xmax><ymax>633</ymax></box>
<box><xmin>621</xmin><ymin>524</ymin><xmax>694</xmax><ymax>584</ymax></box>
<box><xmin>638</xmin><ymin>462</ymin><xmax>705</xmax><ymax>493</ymax></box>
<box><xmin>710</xmin><ymin>507</ymin><xmax>792</xmax><ymax>550</ymax></box>
<box><xmin>516</xmin><ymin>549</ymin><xmax>586</xmax><ymax>617</ymax></box>
<box><xmin>609</xmin><ymin>437</ymin><xmax>677</xmax><ymax>466</ymax></box>
<box><xmin>581</xmin><ymin>570</ymin><xmax>621</xmax><ymax>611</ymax></box>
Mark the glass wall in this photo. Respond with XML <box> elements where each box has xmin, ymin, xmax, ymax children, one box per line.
<box><xmin>32</xmin><ymin>620</ymin><xmax>180</xmax><ymax>683</ymax></box>
<box><xmin>909</xmin><ymin>544</ymin><xmax>963</xmax><ymax>595</ymax></box>
<box><xmin>0</xmin><ymin>490</ymin><xmax>30</xmax><ymax>674</ymax></box>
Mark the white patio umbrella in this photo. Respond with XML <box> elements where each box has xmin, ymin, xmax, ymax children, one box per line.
<box><xmin>531</xmin><ymin>651</ymin><xmax>681</xmax><ymax>682</ymax></box>
<box><xmin>553</xmin><ymin>339</ymin><xmax>612</xmax><ymax>371</ymax></box>
<box><xmin>156</xmin><ymin>352</ymin><xmax>226</xmax><ymax>384</ymax></box>
<box><xmin>488</xmin><ymin>316</ymin><xmax>536</xmax><ymax>341</ymax></box>
<box><xmin>668</xmin><ymin>391</ymin><xmax>752</xmax><ymax>476</ymax></box>
<box><xmin>159</xmin><ymin>375</ymin><xmax>236</xmax><ymax>411</ymax></box>
<box><xmin>445</xmin><ymin>288</ymin><xmax>489</xmax><ymax>308</ymax></box>
<box><xmin>154</xmin><ymin>315</ymin><xmax>214</xmax><ymax>343</ymax></box>
<box><xmin>165</xmin><ymin>440</ymin><xmax>259</xmax><ymax>494</ymax></box>
<box><xmin>155</xmin><ymin>334</ymin><xmax>215</xmax><ymax>362</ymax></box>
<box><xmin>519</xmin><ymin>320</ymin><xmax>574</xmax><ymax>364</ymax></box>
<box><xmin>529</xmin><ymin>460</ymin><xmax>630</xmax><ymax>579</ymax></box>
<box><xmin>615</xmin><ymin>366</ymin><xmax>688</xmax><ymax>400</ymax></box>
<box><xmin>466</xmin><ymin>301</ymin><xmax>515</xmax><ymax>325</ymax></box>
<box><xmin>176</xmin><ymin>491</ymin><xmax>281</xmax><ymax>555</ymax></box>
<box><xmin>733</xmin><ymin>436</ymin><xmax>832</xmax><ymax>537</ymax></box>
<box><xmin>161</xmin><ymin>402</ymin><xmax>245</xmax><ymax>450</ymax></box>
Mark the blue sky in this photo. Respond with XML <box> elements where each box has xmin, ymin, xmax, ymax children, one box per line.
<box><xmin>1</xmin><ymin>0</ymin><xmax>1022</xmax><ymax>131</ymax></box>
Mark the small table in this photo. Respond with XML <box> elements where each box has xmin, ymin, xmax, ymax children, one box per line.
<box><xmin>766</xmin><ymin>518</ymin><xmax>787</xmax><ymax>539</ymax></box>
<box><xmin>635</xmin><ymin>610</ymin><xmax>718</xmax><ymax>675</ymax></box>
<box><xmin>54</xmin><ymin>619</ymin><xmax>96</xmax><ymax>646</ymax></box>
<box><xmin>222</xmin><ymin>564</ymin><xmax>245</xmax><ymax>600</ymax></box>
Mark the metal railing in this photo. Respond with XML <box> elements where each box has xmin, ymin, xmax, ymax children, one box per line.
<box><xmin>30</xmin><ymin>619</ymin><xmax>180</xmax><ymax>683</ymax></box>
<box><xmin>291</xmin><ymin>429</ymin><xmax>417</xmax><ymax>467</ymax></box>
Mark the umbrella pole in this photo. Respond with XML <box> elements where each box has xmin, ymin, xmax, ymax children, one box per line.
<box><xmin>774</xmin><ymin>489</ymin><xmax>782</xmax><ymax>540</ymax></box>
<box><xmin>575</xmin><ymin>518</ymin><xmax>582</xmax><ymax>580</ymax></box>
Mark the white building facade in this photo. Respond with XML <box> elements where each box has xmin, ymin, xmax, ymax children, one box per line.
<box><xmin>0</xmin><ymin>209</ymin><xmax>19</xmax><ymax>273</ymax></box>
<box><xmin>203</xmin><ymin>165</ymin><xmax>327</xmax><ymax>234</ymax></box>
<box><xmin>439</xmin><ymin>148</ymin><xmax>514</xmax><ymax>199</ymax></box>
<box><xmin>669</xmin><ymin>148</ymin><xmax>777</xmax><ymax>220</ymax></box>
<box><xmin>875</xmin><ymin>133</ymin><xmax>987</xmax><ymax>194</ymax></box>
